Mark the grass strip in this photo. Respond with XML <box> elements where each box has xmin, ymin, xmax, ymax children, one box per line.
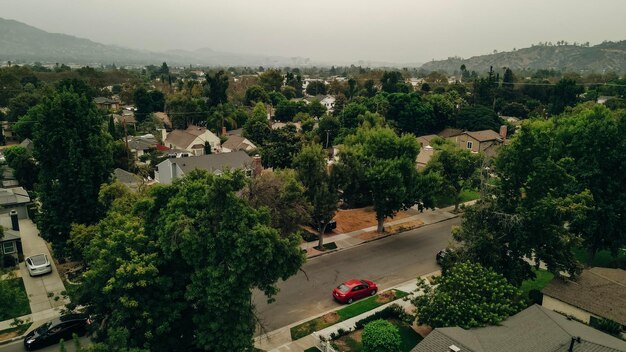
<box><xmin>290</xmin><ymin>289</ymin><xmax>409</xmax><ymax>340</ymax></box>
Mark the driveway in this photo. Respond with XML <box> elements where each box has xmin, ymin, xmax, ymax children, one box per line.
<box><xmin>15</xmin><ymin>218</ymin><xmax>68</xmax><ymax>313</ymax></box>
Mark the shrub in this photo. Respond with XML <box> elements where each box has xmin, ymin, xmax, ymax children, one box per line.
<box><xmin>354</xmin><ymin>304</ymin><xmax>409</xmax><ymax>329</ymax></box>
<box><xmin>362</xmin><ymin>319</ymin><xmax>401</xmax><ymax>352</ymax></box>
<box><xmin>590</xmin><ymin>317</ymin><xmax>622</xmax><ymax>336</ymax></box>
<box><xmin>528</xmin><ymin>289</ymin><xmax>543</xmax><ymax>305</ymax></box>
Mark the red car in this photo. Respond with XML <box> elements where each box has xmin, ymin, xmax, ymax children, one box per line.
<box><xmin>333</xmin><ymin>279</ymin><xmax>378</xmax><ymax>304</ymax></box>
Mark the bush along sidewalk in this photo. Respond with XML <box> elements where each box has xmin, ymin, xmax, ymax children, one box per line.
<box><xmin>290</xmin><ymin>289</ymin><xmax>409</xmax><ymax>340</ymax></box>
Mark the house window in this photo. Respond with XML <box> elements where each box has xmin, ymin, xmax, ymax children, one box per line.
<box><xmin>2</xmin><ymin>241</ymin><xmax>16</xmax><ymax>254</ymax></box>
<box><xmin>245</xmin><ymin>169</ymin><xmax>253</xmax><ymax>177</ymax></box>
<box><xmin>467</xmin><ymin>141</ymin><xmax>473</xmax><ymax>149</ymax></box>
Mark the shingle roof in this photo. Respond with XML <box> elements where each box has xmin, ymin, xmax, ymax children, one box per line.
<box><xmin>165</xmin><ymin>130</ymin><xmax>198</xmax><ymax>150</ymax></box>
<box><xmin>113</xmin><ymin>168</ymin><xmax>143</xmax><ymax>187</ymax></box>
<box><xmin>127</xmin><ymin>135</ymin><xmax>158</xmax><ymax>151</ymax></box>
<box><xmin>411</xmin><ymin>305</ymin><xmax>626</xmax><ymax>352</ymax></box>
<box><xmin>222</xmin><ymin>135</ymin><xmax>256</xmax><ymax>151</ymax></box>
<box><xmin>543</xmin><ymin>268</ymin><xmax>626</xmax><ymax>326</ymax></box>
<box><xmin>18</xmin><ymin>138</ymin><xmax>34</xmax><ymax>153</ymax></box>
<box><xmin>153</xmin><ymin>112</ymin><xmax>172</xmax><ymax>128</ymax></box>
<box><xmin>166</xmin><ymin>151</ymin><xmax>253</xmax><ymax>174</ymax></box>
<box><xmin>464</xmin><ymin>130</ymin><xmax>502</xmax><ymax>142</ymax></box>
<box><xmin>438</xmin><ymin>128</ymin><xmax>463</xmax><ymax>138</ymax></box>
<box><xmin>0</xmin><ymin>187</ymin><xmax>30</xmax><ymax>206</ymax></box>
<box><xmin>93</xmin><ymin>97</ymin><xmax>119</xmax><ymax>104</ymax></box>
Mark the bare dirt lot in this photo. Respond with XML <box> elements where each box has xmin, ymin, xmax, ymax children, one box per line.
<box><xmin>333</xmin><ymin>207</ymin><xmax>418</xmax><ymax>234</ymax></box>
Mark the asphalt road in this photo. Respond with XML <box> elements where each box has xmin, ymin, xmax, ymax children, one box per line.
<box><xmin>253</xmin><ymin>217</ymin><xmax>460</xmax><ymax>332</ymax></box>
<box><xmin>0</xmin><ymin>336</ymin><xmax>90</xmax><ymax>352</ymax></box>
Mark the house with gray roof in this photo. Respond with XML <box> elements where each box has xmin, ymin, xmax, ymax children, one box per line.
<box><xmin>542</xmin><ymin>267</ymin><xmax>626</xmax><ymax>338</ymax></box>
<box><xmin>113</xmin><ymin>168</ymin><xmax>144</xmax><ymax>191</ymax></box>
<box><xmin>155</xmin><ymin>151</ymin><xmax>258</xmax><ymax>184</ymax></box>
<box><xmin>412</xmin><ymin>305</ymin><xmax>626</xmax><ymax>352</ymax></box>
<box><xmin>0</xmin><ymin>186</ymin><xmax>30</xmax><ymax>219</ymax></box>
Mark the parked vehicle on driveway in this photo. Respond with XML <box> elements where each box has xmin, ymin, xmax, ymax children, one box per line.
<box><xmin>333</xmin><ymin>279</ymin><xmax>378</xmax><ymax>304</ymax></box>
<box><xmin>24</xmin><ymin>314</ymin><xmax>90</xmax><ymax>351</ymax></box>
<box><xmin>25</xmin><ymin>254</ymin><xmax>52</xmax><ymax>277</ymax></box>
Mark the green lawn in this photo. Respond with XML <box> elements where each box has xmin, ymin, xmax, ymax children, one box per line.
<box><xmin>573</xmin><ymin>248</ymin><xmax>626</xmax><ymax>268</ymax></box>
<box><xmin>520</xmin><ymin>269</ymin><xmax>554</xmax><ymax>298</ymax></box>
<box><xmin>392</xmin><ymin>320</ymin><xmax>423</xmax><ymax>352</ymax></box>
<box><xmin>290</xmin><ymin>289</ymin><xmax>409</xmax><ymax>340</ymax></box>
<box><xmin>433</xmin><ymin>189</ymin><xmax>480</xmax><ymax>208</ymax></box>
<box><xmin>0</xmin><ymin>278</ymin><xmax>31</xmax><ymax>320</ymax></box>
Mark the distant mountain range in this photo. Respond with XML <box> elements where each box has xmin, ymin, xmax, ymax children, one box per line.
<box><xmin>421</xmin><ymin>41</ymin><xmax>626</xmax><ymax>74</ymax></box>
<box><xmin>0</xmin><ymin>18</ymin><xmax>312</xmax><ymax>67</ymax></box>
<box><xmin>1</xmin><ymin>17</ymin><xmax>625</xmax><ymax>72</ymax></box>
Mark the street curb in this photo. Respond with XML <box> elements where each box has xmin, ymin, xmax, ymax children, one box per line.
<box><xmin>0</xmin><ymin>335</ymin><xmax>25</xmax><ymax>346</ymax></box>
<box><xmin>311</xmin><ymin>214</ymin><xmax>461</xmax><ymax>257</ymax></box>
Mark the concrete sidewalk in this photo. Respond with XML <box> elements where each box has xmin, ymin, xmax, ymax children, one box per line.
<box><xmin>254</xmin><ymin>273</ymin><xmax>440</xmax><ymax>352</ymax></box>
<box><xmin>301</xmin><ymin>202</ymin><xmax>472</xmax><ymax>258</ymax></box>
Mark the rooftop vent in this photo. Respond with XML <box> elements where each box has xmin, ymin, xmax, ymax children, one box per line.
<box><xmin>449</xmin><ymin>345</ymin><xmax>461</xmax><ymax>352</ymax></box>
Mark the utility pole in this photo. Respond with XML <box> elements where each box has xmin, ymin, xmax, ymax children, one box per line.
<box><xmin>325</xmin><ymin>130</ymin><xmax>330</xmax><ymax>149</ymax></box>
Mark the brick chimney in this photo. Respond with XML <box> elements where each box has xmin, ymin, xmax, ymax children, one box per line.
<box><xmin>499</xmin><ymin>125</ymin><xmax>508</xmax><ymax>142</ymax></box>
<box><xmin>252</xmin><ymin>155</ymin><xmax>263</xmax><ymax>177</ymax></box>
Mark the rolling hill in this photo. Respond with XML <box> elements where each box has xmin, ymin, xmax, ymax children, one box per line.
<box><xmin>420</xmin><ymin>41</ymin><xmax>626</xmax><ymax>74</ymax></box>
<box><xmin>0</xmin><ymin>17</ymin><xmax>309</xmax><ymax>66</ymax></box>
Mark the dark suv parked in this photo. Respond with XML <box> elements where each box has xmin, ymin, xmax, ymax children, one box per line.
<box><xmin>24</xmin><ymin>314</ymin><xmax>90</xmax><ymax>351</ymax></box>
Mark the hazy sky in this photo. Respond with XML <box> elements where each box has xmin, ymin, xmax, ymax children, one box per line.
<box><xmin>2</xmin><ymin>0</ymin><xmax>626</xmax><ymax>64</ymax></box>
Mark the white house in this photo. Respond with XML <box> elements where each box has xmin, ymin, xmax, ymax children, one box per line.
<box><xmin>162</xmin><ymin>125</ymin><xmax>221</xmax><ymax>156</ymax></box>
<box><xmin>320</xmin><ymin>95</ymin><xmax>336</xmax><ymax>112</ymax></box>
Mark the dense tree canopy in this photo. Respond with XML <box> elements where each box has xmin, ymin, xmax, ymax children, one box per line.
<box><xmin>78</xmin><ymin>170</ymin><xmax>304</xmax><ymax>351</ymax></box>
<box><xmin>413</xmin><ymin>262</ymin><xmax>525</xmax><ymax>329</ymax></box>
<box><xmin>31</xmin><ymin>88</ymin><xmax>113</xmax><ymax>250</ymax></box>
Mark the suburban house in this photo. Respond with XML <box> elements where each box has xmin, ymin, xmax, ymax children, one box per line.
<box><xmin>113</xmin><ymin>111</ymin><xmax>138</xmax><ymax>130</ymax></box>
<box><xmin>221</xmin><ymin>135</ymin><xmax>257</xmax><ymax>153</ymax></box>
<box><xmin>451</xmin><ymin>128</ymin><xmax>506</xmax><ymax>156</ymax></box>
<box><xmin>416</xmin><ymin>127</ymin><xmax>506</xmax><ymax>168</ymax></box>
<box><xmin>0</xmin><ymin>187</ymin><xmax>30</xmax><ymax>219</ymax></box>
<box><xmin>412</xmin><ymin>305</ymin><xmax>626</xmax><ymax>352</ymax></box>
<box><xmin>320</xmin><ymin>95</ymin><xmax>336</xmax><ymax>111</ymax></box>
<box><xmin>542</xmin><ymin>267</ymin><xmax>626</xmax><ymax>338</ymax></box>
<box><xmin>113</xmin><ymin>168</ymin><xmax>144</xmax><ymax>191</ymax></box>
<box><xmin>126</xmin><ymin>134</ymin><xmax>159</xmax><ymax>161</ymax></box>
<box><xmin>93</xmin><ymin>97</ymin><xmax>120</xmax><ymax>111</ymax></box>
<box><xmin>0</xmin><ymin>211</ymin><xmax>23</xmax><ymax>263</ymax></box>
<box><xmin>162</xmin><ymin>125</ymin><xmax>221</xmax><ymax>156</ymax></box>
<box><xmin>155</xmin><ymin>151</ymin><xmax>260</xmax><ymax>184</ymax></box>
<box><xmin>1</xmin><ymin>121</ymin><xmax>16</xmax><ymax>142</ymax></box>
<box><xmin>0</xmin><ymin>166</ymin><xmax>19</xmax><ymax>188</ymax></box>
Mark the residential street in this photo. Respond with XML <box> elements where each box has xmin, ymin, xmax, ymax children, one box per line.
<box><xmin>253</xmin><ymin>217</ymin><xmax>460</xmax><ymax>332</ymax></box>
<box><xmin>0</xmin><ymin>336</ymin><xmax>90</xmax><ymax>352</ymax></box>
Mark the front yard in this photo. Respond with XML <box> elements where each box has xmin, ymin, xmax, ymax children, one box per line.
<box><xmin>290</xmin><ymin>289</ymin><xmax>409</xmax><ymax>340</ymax></box>
<box><xmin>0</xmin><ymin>275</ymin><xmax>31</xmax><ymax>321</ymax></box>
<box><xmin>332</xmin><ymin>319</ymin><xmax>422</xmax><ymax>352</ymax></box>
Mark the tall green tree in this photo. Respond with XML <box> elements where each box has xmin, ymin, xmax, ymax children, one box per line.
<box><xmin>293</xmin><ymin>144</ymin><xmax>339</xmax><ymax>248</ymax></box>
<box><xmin>31</xmin><ymin>88</ymin><xmax>113</xmax><ymax>250</ymax></box>
<box><xmin>244</xmin><ymin>169</ymin><xmax>312</xmax><ymax>237</ymax></box>
<box><xmin>204</xmin><ymin>70</ymin><xmax>229</xmax><ymax>107</ymax></box>
<box><xmin>243</xmin><ymin>103</ymin><xmax>271</xmax><ymax>145</ymax></box>
<box><xmin>413</xmin><ymin>262</ymin><xmax>525</xmax><ymax>329</ymax></box>
<box><xmin>259</xmin><ymin>69</ymin><xmax>283</xmax><ymax>92</ymax></box>
<box><xmin>4</xmin><ymin>145</ymin><xmax>38</xmax><ymax>190</ymax></box>
<box><xmin>260</xmin><ymin>124</ymin><xmax>302</xmax><ymax>169</ymax></box>
<box><xmin>424</xmin><ymin>139</ymin><xmax>482</xmax><ymax>212</ymax></box>
<box><xmin>79</xmin><ymin>170</ymin><xmax>304</xmax><ymax>351</ymax></box>
<box><xmin>339</xmin><ymin>126</ymin><xmax>425</xmax><ymax>232</ymax></box>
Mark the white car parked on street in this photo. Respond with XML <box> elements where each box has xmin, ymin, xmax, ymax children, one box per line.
<box><xmin>25</xmin><ymin>254</ymin><xmax>52</xmax><ymax>277</ymax></box>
